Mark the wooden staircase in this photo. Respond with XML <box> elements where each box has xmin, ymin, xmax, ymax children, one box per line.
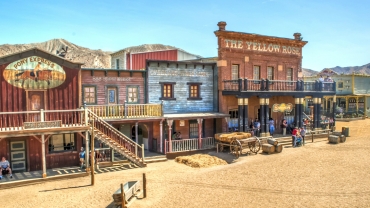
<box><xmin>88</xmin><ymin>110</ymin><xmax>146</xmax><ymax>168</ymax></box>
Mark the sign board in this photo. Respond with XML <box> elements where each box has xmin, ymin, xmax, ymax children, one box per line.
<box><xmin>179</xmin><ymin>120</ymin><xmax>185</xmax><ymax>126</ymax></box>
<box><xmin>272</xmin><ymin>103</ymin><xmax>293</xmax><ymax>113</ymax></box>
<box><xmin>24</xmin><ymin>120</ymin><xmax>62</xmax><ymax>129</ymax></box>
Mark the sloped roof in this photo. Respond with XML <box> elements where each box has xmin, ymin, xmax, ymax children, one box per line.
<box><xmin>111</xmin><ymin>44</ymin><xmax>201</xmax><ymax>58</ymax></box>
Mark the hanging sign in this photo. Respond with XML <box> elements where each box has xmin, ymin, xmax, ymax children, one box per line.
<box><xmin>3</xmin><ymin>56</ymin><xmax>66</xmax><ymax>89</ymax></box>
<box><xmin>272</xmin><ymin>103</ymin><xmax>293</xmax><ymax>112</ymax></box>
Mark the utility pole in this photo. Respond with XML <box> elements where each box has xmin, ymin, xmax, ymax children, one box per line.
<box><xmin>91</xmin><ymin>118</ymin><xmax>95</xmax><ymax>185</ymax></box>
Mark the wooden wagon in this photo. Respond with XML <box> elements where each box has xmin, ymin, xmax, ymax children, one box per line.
<box><xmin>214</xmin><ymin>132</ymin><xmax>261</xmax><ymax>158</ymax></box>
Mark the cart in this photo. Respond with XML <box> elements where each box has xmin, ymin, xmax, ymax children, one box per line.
<box><xmin>215</xmin><ymin>132</ymin><xmax>261</xmax><ymax>158</ymax></box>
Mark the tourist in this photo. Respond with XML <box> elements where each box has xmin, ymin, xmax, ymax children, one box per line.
<box><xmin>281</xmin><ymin>119</ymin><xmax>287</xmax><ymax>136</ymax></box>
<box><xmin>253</xmin><ymin>118</ymin><xmax>260</xmax><ymax>137</ymax></box>
<box><xmin>292</xmin><ymin>127</ymin><xmax>298</xmax><ymax>147</ymax></box>
<box><xmin>0</xmin><ymin>156</ymin><xmax>12</xmax><ymax>179</ymax></box>
<box><xmin>269</xmin><ymin>118</ymin><xmax>275</xmax><ymax>136</ymax></box>
<box><xmin>300</xmin><ymin>127</ymin><xmax>306</xmax><ymax>146</ymax></box>
<box><xmin>79</xmin><ymin>147</ymin><xmax>85</xmax><ymax>169</ymax></box>
<box><xmin>175</xmin><ymin>132</ymin><xmax>182</xmax><ymax>140</ymax></box>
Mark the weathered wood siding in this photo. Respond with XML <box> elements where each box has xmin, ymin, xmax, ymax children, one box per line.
<box><xmin>147</xmin><ymin>61</ymin><xmax>217</xmax><ymax>113</ymax></box>
<box><xmin>81</xmin><ymin>70</ymin><xmax>146</xmax><ymax>104</ymax></box>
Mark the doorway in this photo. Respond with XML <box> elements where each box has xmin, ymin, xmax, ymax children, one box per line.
<box><xmin>9</xmin><ymin>140</ymin><xmax>27</xmax><ymax>173</ymax></box>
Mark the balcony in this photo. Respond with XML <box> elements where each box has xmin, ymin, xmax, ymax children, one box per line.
<box><xmin>222</xmin><ymin>79</ymin><xmax>336</xmax><ymax>96</ymax></box>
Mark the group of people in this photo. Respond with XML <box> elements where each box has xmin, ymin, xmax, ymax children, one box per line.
<box><xmin>0</xmin><ymin>156</ymin><xmax>13</xmax><ymax>179</ymax></box>
<box><xmin>172</xmin><ymin>132</ymin><xmax>182</xmax><ymax>140</ymax></box>
<box><xmin>249</xmin><ymin>118</ymin><xmax>276</xmax><ymax>137</ymax></box>
<box><xmin>292</xmin><ymin>127</ymin><xmax>306</xmax><ymax>147</ymax></box>
<box><xmin>319</xmin><ymin>75</ymin><xmax>334</xmax><ymax>90</ymax></box>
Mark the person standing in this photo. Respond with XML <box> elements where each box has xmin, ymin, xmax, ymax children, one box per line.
<box><xmin>281</xmin><ymin>119</ymin><xmax>287</xmax><ymax>136</ymax></box>
<box><xmin>269</xmin><ymin>118</ymin><xmax>275</xmax><ymax>136</ymax></box>
<box><xmin>253</xmin><ymin>118</ymin><xmax>260</xmax><ymax>137</ymax></box>
<box><xmin>300</xmin><ymin>127</ymin><xmax>306</xmax><ymax>146</ymax></box>
<box><xmin>79</xmin><ymin>147</ymin><xmax>85</xmax><ymax>169</ymax></box>
<box><xmin>292</xmin><ymin>127</ymin><xmax>298</xmax><ymax>147</ymax></box>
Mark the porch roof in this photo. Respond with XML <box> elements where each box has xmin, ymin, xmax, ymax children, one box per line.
<box><xmin>163</xmin><ymin>112</ymin><xmax>230</xmax><ymax>120</ymax></box>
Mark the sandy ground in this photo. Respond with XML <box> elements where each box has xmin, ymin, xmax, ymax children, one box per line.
<box><xmin>2</xmin><ymin>120</ymin><xmax>370</xmax><ymax>208</ymax></box>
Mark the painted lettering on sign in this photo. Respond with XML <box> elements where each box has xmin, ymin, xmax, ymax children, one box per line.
<box><xmin>224</xmin><ymin>39</ymin><xmax>301</xmax><ymax>55</ymax></box>
<box><xmin>3</xmin><ymin>56</ymin><xmax>66</xmax><ymax>89</ymax></box>
<box><xmin>92</xmin><ymin>77</ymin><xmax>131</xmax><ymax>82</ymax></box>
<box><xmin>272</xmin><ymin>103</ymin><xmax>293</xmax><ymax>112</ymax></box>
<box><xmin>24</xmin><ymin>120</ymin><xmax>62</xmax><ymax>129</ymax></box>
<box><xmin>149</xmin><ymin>70</ymin><xmax>210</xmax><ymax>77</ymax></box>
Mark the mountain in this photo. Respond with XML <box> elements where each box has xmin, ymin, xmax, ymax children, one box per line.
<box><xmin>0</xmin><ymin>39</ymin><xmax>112</xmax><ymax>68</ymax></box>
<box><xmin>302</xmin><ymin>68</ymin><xmax>319</xmax><ymax>76</ymax></box>
<box><xmin>328</xmin><ymin>63</ymin><xmax>370</xmax><ymax>75</ymax></box>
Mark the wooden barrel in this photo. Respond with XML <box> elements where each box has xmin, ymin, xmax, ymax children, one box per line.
<box><xmin>262</xmin><ymin>144</ymin><xmax>275</xmax><ymax>154</ymax></box>
<box><xmin>274</xmin><ymin>144</ymin><xmax>283</xmax><ymax>153</ymax></box>
<box><xmin>332</xmin><ymin>131</ymin><xmax>342</xmax><ymax>136</ymax></box>
<box><xmin>340</xmin><ymin>135</ymin><xmax>346</xmax><ymax>143</ymax></box>
<box><xmin>267</xmin><ymin>138</ymin><xmax>278</xmax><ymax>146</ymax></box>
<box><xmin>328</xmin><ymin>135</ymin><xmax>340</xmax><ymax>144</ymax></box>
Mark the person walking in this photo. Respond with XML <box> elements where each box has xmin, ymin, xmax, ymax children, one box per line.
<box><xmin>269</xmin><ymin>118</ymin><xmax>275</xmax><ymax>136</ymax></box>
<box><xmin>79</xmin><ymin>147</ymin><xmax>85</xmax><ymax>169</ymax></box>
<box><xmin>300</xmin><ymin>127</ymin><xmax>306</xmax><ymax>146</ymax></box>
<box><xmin>281</xmin><ymin>119</ymin><xmax>287</xmax><ymax>136</ymax></box>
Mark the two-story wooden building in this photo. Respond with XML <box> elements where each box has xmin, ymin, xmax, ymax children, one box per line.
<box><xmin>0</xmin><ymin>48</ymin><xmax>88</xmax><ymax>175</ymax></box>
<box><xmin>215</xmin><ymin>21</ymin><xmax>336</xmax><ymax>135</ymax></box>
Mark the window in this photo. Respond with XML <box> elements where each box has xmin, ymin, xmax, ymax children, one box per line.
<box><xmin>231</xmin><ymin>65</ymin><xmax>239</xmax><ymax>80</ymax></box>
<box><xmin>187</xmin><ymin>83</ymin><xmax>202</xmax><ymax>100</ymax></box>
<box><xmin>116</xmin><ymin>59</ymin><xmax>120</xmax><ymax>69</ymax></box>
<box><xmin>49</xmin><ymin>133</ymin><xmax>75</xmax><ymax>152</ymax></box>
<box><xmin>159</xmin><ymin>82</ymin><xmax>176</xmax><ymax>100</ymax></box>
<box><xmin>83</xmin><ymin>86</ymin><xmax>96</xmax><ymax>104</ymax></box>
<box><xmin>267</xmin><ymin>66</ymin><xmax>274</xmax><ymax>80</ymax></box>
<box><xmin>189</xmin><ymin>120</ymin><xmax>198</xmax><ymax>138</ymax></box>
<box><xmin>287</xmin><ymin>68</ymin><xmax>293</xmax><ymax>85</ymax></box>
<box><xmin>127</xmin><ymin>86</ymin><xmax>139</xmax><ymax>103</ymax></box>
<box><xmin>338</xmin><ymin>81</ymin><xmax>344</xmax><ymax>89</ymax></box>
<box><xmin>253</xmin><ymin>66</ymin><xmax>260</xmax><ymax>80</ymax></box>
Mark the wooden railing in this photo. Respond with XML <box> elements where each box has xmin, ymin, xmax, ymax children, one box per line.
<box><xmin>0</xmin><ymin>109</ymin><xmax>85</xmax><ymax>131</ymax></box>
<box><xmin>88</xmin><ymin>110</ymin><xmax>144</xmax><ymax>162</ymax></box>
<box><xmin>223</xmin><ymin>79</ymin><xmax>336</xmax><ymax>92</ymax></box>
<box><xmin>165</xmin><ymin>137</ymin><xmax>216</xmax><ymax>153</ymax></box>
<box><xmin>86</xmin><ymin>103</ymin><xmax>163</xmax><ymax>119</ymax></box>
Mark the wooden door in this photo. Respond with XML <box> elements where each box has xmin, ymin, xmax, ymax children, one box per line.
<box><xmin>27</xmin><ymin>91</ymin><xmax>45</xmax><ymax>121</ymax></box>
<box><xmin>10</xmin><ymin>140</ymin><xmax>27</xmax><ymax>173</ymax></box>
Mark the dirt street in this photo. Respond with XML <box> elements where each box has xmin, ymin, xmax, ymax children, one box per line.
<box><xmin>2</xmin><ymin>120</ymin><xmax>370</xmax><ymax>208</ymax></box>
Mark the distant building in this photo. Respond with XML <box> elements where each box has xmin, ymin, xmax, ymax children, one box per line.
<box><xmin>110</xmin><ymin>44</ymin><xmax>202</xmax><ymax>70</ymax></box>
<box><xmin>304</xmin><ymin>68</ymin><xmax>370</xmax><ymax>118</ymax></box>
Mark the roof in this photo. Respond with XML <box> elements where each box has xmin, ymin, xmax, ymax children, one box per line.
<box><xmin>111</xmin><ymin>44</ymin><xmax>201</xmax><ymax>58</ymax></box>
<box><xmin>163</xmin><ymin>112</ymin><xmax>230</xmax><ymax>119</ymax></box>
<box><xmin>0</xmin><ymin>47</ymin><xmax>84</xmax><ymax>68</ymax></box>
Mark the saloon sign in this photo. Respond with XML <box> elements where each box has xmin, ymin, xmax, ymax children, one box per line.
<box><xmin>272</xmin><ymin>103</ymin><xmax>293</xmax><ymax>113</ymax></box>
<box><xmin>223</xmin><ymin>39</ymin><xmax>301</xmax><ymax>55</ymax></box>
<box><xmin>3</xmin><ymin>56</ymin><xmax>66</xmax><ymax>89</ymax></box>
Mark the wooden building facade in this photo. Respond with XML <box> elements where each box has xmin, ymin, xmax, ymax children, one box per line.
<box><xmin>0</xmin><ymin>48</ymin><xmax>87</xmax><ymax>173</ymax></box>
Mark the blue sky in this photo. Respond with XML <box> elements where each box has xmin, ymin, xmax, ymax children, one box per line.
<box><xmin>0</xmin><ymin>0</ymin><xmax>369</xmax><ymax>71</ymax></box>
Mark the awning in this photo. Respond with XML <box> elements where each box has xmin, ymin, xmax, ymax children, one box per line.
<box><xmin>163</xmin><ymin>112</ymin><xmax>230</xmax><ymax>120</ymax></box>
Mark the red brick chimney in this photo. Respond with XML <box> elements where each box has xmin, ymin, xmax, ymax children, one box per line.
<box><xmin>293</xmin><ymin>33</ymin><xmax>302</xmax><ymax>40</ymax></box>
<box><xmin>217</xmin><ymin>21</ymin><xmax>227</xmax><ymax>31</ymax></box>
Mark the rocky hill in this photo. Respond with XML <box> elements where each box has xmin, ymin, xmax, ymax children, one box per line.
<box><xmin>0</xmin><ymin>39</ymin><xmax>111</xmax><ymax>68</ymax></box>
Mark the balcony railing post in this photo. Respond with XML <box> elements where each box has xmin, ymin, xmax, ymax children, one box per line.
<box><xmin>244</xmin><ymin>79</ymin><xmax>248</xmax><ymax>91</ymax></box>
<box><xmin>266</xmin><ymin>79</ymin><xmax>270</xmax><ymax>91</ymax></box>
<box><xmin>319</xmin><ymin>81</ymin><xmax>323</xmax><ymax>91</ymax></box>
<box><xmin>260</xmin><ymin>79</ymin><xmax>265</xmax><ymax>91</ymax></box>
<box><xmin>238</xmin><ymin>78</ymin><xmax>243</xmax><ymax>92</ymax></box>
<box><xmin>83</xmin><ymin>101</ymin><xmax>88</xmax><ymax>126</ymax></box>
<box><xmin>314</xmin><ymin>80</ymin><xmax>318</xmax><ymax>91</ymax></box>
<box><xmin>161</xmin><ymin>100</ymin><xmax>164</xmax><ymax>117</ymax></box>
<box><xmin>300</xmin><ymin>80</ymin><xmax>304</xmax><ymax>91</ymax></box>
<box><xmin>40</xmin><ymin>109</ymin><xmax>45</xmax><ymax>122</ymax></box>
<box><xmin>333</xmin><ymin>81</ymin><xmax>336</xmax><ymax>92</ymax></box>
<box><xmin>124</xmin><ymin>100</ymin><xmax>127</xmax><ymax>119</ymax></box>
<box><xmin>296</xmin><ymin>80</ymin><xmax>300</xmax><ymax>91</ymax></box>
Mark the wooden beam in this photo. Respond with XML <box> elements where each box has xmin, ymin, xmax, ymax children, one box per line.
<box><xmin>32</xmin><ymin>135</ymin><xmax>42</xmax><ymax>143</ymax></box>
<box><xmin>77</xmin><ymin>132</ymin><xmax>86</xmax><ymax>139</ymax></box>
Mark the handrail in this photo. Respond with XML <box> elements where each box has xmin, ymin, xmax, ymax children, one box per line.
<box><xmin>87</xmin><ymin>110</ymin><xmax>143</xmax><ymax>160</ymax></box>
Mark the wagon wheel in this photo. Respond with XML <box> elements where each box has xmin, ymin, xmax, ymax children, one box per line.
<box><xmin>230</xmin><ymin>140</ymin><xmax>241</xmax><ymax>158</ymax></box>
<box><xmin>248</xmin><ymin>137</ymin><xmax>261</xmax><ymax>154</ymax></box>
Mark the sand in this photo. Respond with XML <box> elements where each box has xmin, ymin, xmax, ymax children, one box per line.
<box><xmin>2</xmin><ymin>120</ymin><xmax>370</xmax><ymax>208</ymax></box>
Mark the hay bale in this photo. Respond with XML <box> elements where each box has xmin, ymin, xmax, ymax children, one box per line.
<box><xmin>262</xmin><ymin>144</ymin><xmax>275</xmax><ymax>154</ymax></box>
<box><xmin>340</xmin><ymin>135</ymin><xmax>346</xmax><ymax>143</ymax></box>
<box><xmin>275</xmin><ymin>144</ymin><xmax>283</xmax><ymax>153</ymax></box>
<box><xmin>328</xmin><ymin>135</ymin><xmax>340</xmax><ymax>144</ymax></box>
<box><xmin>175</xmin><ymin>154</ymin><xmax>228</xmax><ymax>168</ymax></box>
<box><xmin>332</xmin><ymin>131</ymin><xmax>342</xmax><ymax>136</ymax></box>
<box><xmin>267</xmin><ymin>138</ymin><xmax>278</xmax><ymax>146</ymax></box>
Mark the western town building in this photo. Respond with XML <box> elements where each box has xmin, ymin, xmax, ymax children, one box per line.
<box><xmin>215</xmin><ymin>21</ymin><xmax>336</xmax><ymax>135</ymax></box>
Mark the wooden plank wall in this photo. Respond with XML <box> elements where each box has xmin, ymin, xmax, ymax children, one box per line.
<box><xmin>0</xmin><ymin>65</ymin><xmax>80</xmax><ymax>112</ymax></box>
<box><xmin>81</xmin><ymin>70</ymin><xmax>145</xmax><ymax>105</ymax></box>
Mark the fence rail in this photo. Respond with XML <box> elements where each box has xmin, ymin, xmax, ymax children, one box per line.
<box><xmin>165</xmin><ymin>137</ymin><xmax>216</xmax><ymax>153</ymax></box>
<box><xmin>86</xmin><ymin>103</ymin><xmax>163</xmax><ymax>119</ymax></box>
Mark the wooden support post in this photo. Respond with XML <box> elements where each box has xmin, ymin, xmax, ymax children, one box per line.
<box><xmin>41</xmin><ymin>133</ymin><xmax>47</xmax><ymax>178</ymax></box>
<box><xmin>91</xmin><ymin>119</ymin><xmax>95</xmax><ymax>186</ymax></box>
<box><xmin>142</xmin><ymin>144</ymin><xmax>145</xmax><ymax>163</ymax></box>
<box><xmin>121</xmin><ymin>183</ymin><xmax>126</xmax><ymax>208</ymax></box>
<box><xmin>143</xmin><ymin>173</ymin><xmax>147</xmax><ymax>198</ymax></box>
